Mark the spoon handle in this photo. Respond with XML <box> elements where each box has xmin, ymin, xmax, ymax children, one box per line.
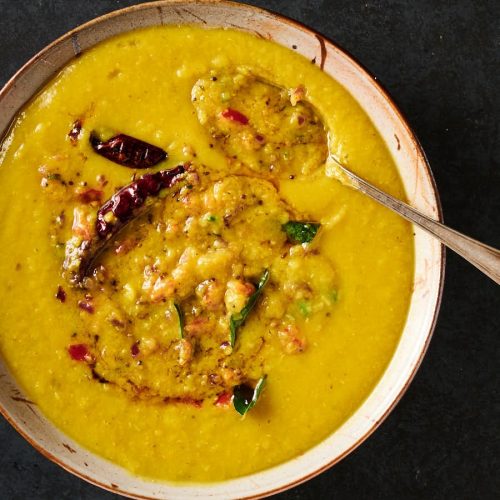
<box><xmin>339</xmin><ymin>165</ymin><xmax>500</xmax><ymax>285</ymax></box>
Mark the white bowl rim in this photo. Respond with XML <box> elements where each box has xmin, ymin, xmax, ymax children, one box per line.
<box><xmin>0</xmin><ymin>1</ymin><xmax>445</xmax><ymax>499</ymax></box>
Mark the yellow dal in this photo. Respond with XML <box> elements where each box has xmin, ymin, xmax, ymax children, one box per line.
<box><xmin>0</xmin><ymin>26</ymin><xmax>413</xmax><ymax>481</ymax></box>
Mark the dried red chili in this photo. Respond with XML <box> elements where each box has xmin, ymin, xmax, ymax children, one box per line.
<box><xmin>64</xmin><ymin>165</ymin><xmax>186</xmax><ymax>284</ymax></box>
<box><xmin>90</xmin><ymin>132</ymin><xmax>167</xmax><ymax>168</ymax></box>
<box><xmin>220</xmin><ymin>108</ymin><xmax>249</xmax><ymax>125</ymax></box>
<box><xmin>96</xmin><ymin>165</ymin><xmax>185</xmax><ymax>238</ymax></box>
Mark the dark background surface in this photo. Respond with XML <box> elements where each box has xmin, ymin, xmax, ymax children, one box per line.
<box><xmin>0</xmin><ymin>1</ymin><xmax>498</xmax><ymax>498</ymax></box>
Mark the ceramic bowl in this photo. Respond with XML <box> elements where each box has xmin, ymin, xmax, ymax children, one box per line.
<box><xmin>0</xmin><ymin>1</ymin><xmax>444</xmax><ymax>498</ymax></box>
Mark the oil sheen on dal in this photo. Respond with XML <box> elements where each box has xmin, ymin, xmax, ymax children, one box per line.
<box><xmin>0</xmin><ymin>26</ymin><xmax>413</xmax><ymax>481</ymax></box>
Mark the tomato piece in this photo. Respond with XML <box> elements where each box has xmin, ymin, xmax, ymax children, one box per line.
<box><xmin>221</xmin><ymin>108</ymin><xmax>249</xmax><ymax>125</ymax></box>
<box><xmin>68</xmin><ymin>343</ymin><xmax>91</xmax><ymax>362</ymax></box>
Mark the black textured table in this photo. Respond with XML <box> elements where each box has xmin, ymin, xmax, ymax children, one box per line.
<box><xmin>1</xmin><ymin>1</ymin><xmax>498</xmax><ymax>498</ymax></box>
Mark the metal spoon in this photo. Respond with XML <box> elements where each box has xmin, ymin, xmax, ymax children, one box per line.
<box><xmin>192</xmin><ymin>70</ymin><xmax>500</xmax><ymax>284</ymax></box>
<box><xmin>329</xmin><ymin>155</ymin><xmax>500</xmax><ymax>285</ymax></box>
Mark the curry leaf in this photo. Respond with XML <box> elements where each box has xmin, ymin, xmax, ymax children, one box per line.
<box><xmin>282</xmin><ymin>221</ymin><xmax>320</xmax><ymax>244</ymax></box>
<box><xmin>233</xmin><ymin>375</ymin><xmax>267</xmax><ymax>416</ymax></box>
<box><xmin>329</xmin><ymin>289</ymin><xmax>339</xmax><ymax>303</ymax></box>
<box><xmin>229</xmin><ymin>269</ymin><xmax>269</xmax><ymax>347</ymax></box>
<box><xmin>297</xmin><ymin>300</ymin><xmax>312</xmax><ymax>317</ymax></box>
<box><xmin>174</xmin><ymin>303</ymin><xmax>184</xmax><ymax>339</ymax></box>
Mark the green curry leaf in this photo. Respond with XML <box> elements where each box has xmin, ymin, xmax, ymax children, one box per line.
<box><xmin>174</xmin><ymin>303</ymin><xmax>184</xmax><ymax>339</ymax></box>
<box><xmin>282</xmin><ymin>221</ymin><xmax>320</xmax><ymax>244</ymax></box>
<box><xmin>329</xmin><ymin>289</ymin><xmax>339</xmax><ymax>303</ymax></box>
<box><xmin>233</xmin><ymin>375</ymin><xmax>267</xmax><ymax>416</ymax></box>
<box><xmin>229</xmin><ymin>269</ymin><xmax>269</xmax><ymax>347</ymax></box>
<box><xmin>297</xmin><ymin>300</ymin><xmax>312</xmax><ymax>317</ymax></box>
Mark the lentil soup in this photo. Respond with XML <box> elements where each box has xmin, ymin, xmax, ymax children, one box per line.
<box><xmin>0</xmin><ymin>26</ymin><xmax>413</xmax><ymax>482</ymax></box>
